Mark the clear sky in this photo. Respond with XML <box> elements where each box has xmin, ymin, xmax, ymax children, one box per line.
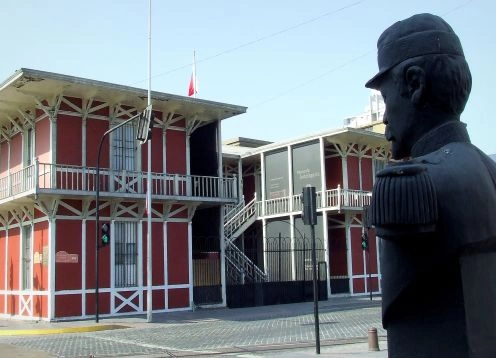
<box><xmin>1</xmin><ymin>0</ymin><xmax>494</xmax><ymax>154</ymax></box>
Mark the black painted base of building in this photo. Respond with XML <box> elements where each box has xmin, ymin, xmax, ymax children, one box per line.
<box><xmin>227</xmin><ymin>281</ymin><xmax>328</xmax><ymax>308</ymax></box>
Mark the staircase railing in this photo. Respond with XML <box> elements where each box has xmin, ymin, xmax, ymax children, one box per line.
<box><xmin>225</xmin><ymin>244</ymin><xmax>266</xmax><ymax>283</ymax></box>
<box><xmin>224</xmin><ymin>197</ymin><xmax>256</xmax><ymax>245</ymax></box>
<box><xmin>223</xmin><ymin>196</ymin><xmax>266</xmax><ymax>283</ymax></box>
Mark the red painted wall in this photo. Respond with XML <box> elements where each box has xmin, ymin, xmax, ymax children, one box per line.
<box><xmin>33</xmin><ymin>221</ymin><xmax>49</xmax><ymax>291</ymax></box>
<box><xmin>347</xmin><ymin>156</ymin><xmax>360</xmax><ymax>189</ymax></box>
<box><xmin>168</xmin><ymin>288</ymin><xmax>189</xmax><ymax>308</ymax></box>
<box><xmin>361</xmin><ymin>157</ymin><xmax>373</xmax><ymax>191</ymax></box>
<box><xmin>0</xmin><ymin>141</ymin><xmax>9</xmax><ymax>176</ymax></box>
<box><xmin>35</xmin><ymin>117</ymin><xmax>51</xmax><ymax>164</ymax></box>
<box><xmin>142</xmin><ymin>222</ymin><xmax>165</xmax><ymax>285</ymax></box>
<box><xmin>0</xmin><ymin>230</ymin><xmax>5</xmax><ymax>313</ymax></box>
<box><xmin>351</xmin><ymin>227</ymin><xmax>364</xmax><ymax>275</ymax></box>
<box><xmin>141</xmin><ymin>126</ymin><xmax>163</xmax><ymax>173</ymax></box>
<box><xmin>325</xmin><ymin>157</ymin><xmax>342</xmax><ymax>189</ymax></box>
<box><xmin>328</xmin><ymin>226</ymin><xmax>348</xmax><ymax>276</ymax></box>
<box><xmin>55</xmin><ymin>294</ymin><xmax>82</xmax><ymax>317</ymax></box>
<box><xmin>9</xmin><ymin>134</ymin><xmax>22</xmax><ymax>172</ymax></box>
<box><xmin>353</xmin><ymin>278</ymin><xmax>365</xmax><ymax>293</ymax></box>
<box><xmin>166</xmin><ymin>130</ymin><xmax>186</xmax><ymax>174</ymax></box>
<box><xmin>7</xmin><ymin>227</ymin><xmax>20</xmax><ymax>291</ymax></box>
<box><xmin>86</xmin><ymin>118</ymin><xmax>109</xmax><ymax>168</ymax></box>
<box><xmin>55</xmin><ymin>220</ymin><xmax>82</xmax><ymax>291</ymax></box>
<box><xmin>57</xmin><ymin>114</ymin><xmax>82</xmax><ymax>165</ymax></box>
<box><xmin>167</xmin><ymin>222</ymin><xmax>189</xmax><ymax>284</ymax></box>
<box><xmin>85</xmin><ymin>221</ymin><xmax>96</xmax><ymax>289</ymax></box>
<box><xmin>0</xmin><ymin>231</ymin><xmax>5</xmax><ymax>291</ymax></box>
<box><xmin>243</xmin><ymin>174</ymin><xmax>255</xmax><ymax>201</ymax></box>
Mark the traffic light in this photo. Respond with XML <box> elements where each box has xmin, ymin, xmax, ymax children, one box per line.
<box><xmin>301</xmin><ymin>185</ymin><xmax>317</xmax><ymax>226</ymax></box>
<box><xmin>101</xmin><ymin>223</ymin><xmax>110</xmax><ymax>247</ymax></box>
<box><xmin>136</xmin><ymin>105</ymin><xmax>154</xmax><ymax>144</ymax></box>
<box><xmin>361</xmin><ymin>232</ymin><xmax>369</xmax><ymax>251</ymax></box>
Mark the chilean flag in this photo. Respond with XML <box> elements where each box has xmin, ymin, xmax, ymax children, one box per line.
<box><xmin>188</xmin><ymin>51</ymin><xmax>197</xmax><ymax>97</ymax></box>
<box><xmin>188</xmin><ymin>73</ymin><xmax>196</xmax><ymax>97</ymax></box>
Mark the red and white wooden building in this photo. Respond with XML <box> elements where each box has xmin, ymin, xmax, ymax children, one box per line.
<box><xmin>0</xmin><ymin>68</ymin><xmax>246</xmax><ymax>320</ymax></box>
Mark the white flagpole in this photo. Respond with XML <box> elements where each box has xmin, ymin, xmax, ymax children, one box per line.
<box><xmin>193</xmin><ymin>50</ymin><xmax>197</xmax><ymax>98</ymax></box>
<box><xmin>146</xmin><ymin>0</ymin><xmax>153</xmax><ymax>323</ymax></box>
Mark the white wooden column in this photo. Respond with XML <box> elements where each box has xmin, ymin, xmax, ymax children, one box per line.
<box><xmin>3</xmin><ymin>227</ymin><xmax>8</xmax><ymax>313</ymax></box>
<box><xmin>188</xmin><ymin>222</ymin><xmax>193</xmax><ymax>307</ymax></box>
<box><xmin>48</xmin><ymin>217</ymin><xmax>56</xmax><ymax>320</ymax></box>
<box><xmin>287</xmin><ymin>145</ymin><xmax>293</xmax><ymax>211</ymax></box>
<box><xmin>319</xmin><ymin>138</ymin><xmax>327</xmax><ymax>207</ymax></box>
<box><xmin>163</xmin><ymin>221</ymin><xmax>169</xmax><ymax>309</ymax></box>
<box><xmin>323</xmin><ymin>211</ymin><xmax>331</xmax><ymax>298</ymax></box>
<box><xmin>81</xmin><ymin>219</ymin><xmax>86</xmax><ymax>317</ymax></box>
<box><xmin>345</xmin><ymin>213</ymin><xmax>353</xmax><ymax>295</ymax></box>
<box><xmin>260</xmin><ymin>153</ymin><xmax>266</xmax><ymax>216</ymax></box>
<box><xmin>290</xmin><ymin>215</ymin><xmax>297</xmax><ymax>280</ymax></box>
<box><xmin>219</xmin><ymin>207</ymin><xmax>227</xmax><ymax>305</ymax></box>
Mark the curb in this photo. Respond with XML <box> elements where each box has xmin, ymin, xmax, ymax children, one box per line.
<box><xmin>0</xmin><ymin>324</ymin><xmax>129</xmax><ymax>336</ymax></box>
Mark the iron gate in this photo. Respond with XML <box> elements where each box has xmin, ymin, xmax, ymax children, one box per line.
<box><xmin>227</xmin><ymin>233</ymin><xmax>327</xmax><ymax>308</ymax></box>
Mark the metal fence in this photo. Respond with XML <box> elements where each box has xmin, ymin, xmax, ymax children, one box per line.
<box><xmin>226</xmin><ymin>234</ymin><xmax>327</xmax><ymax>308</ymax></box>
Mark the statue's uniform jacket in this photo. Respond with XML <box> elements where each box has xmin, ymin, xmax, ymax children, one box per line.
<box><xmin>371</xmin><ymin>121</ymin><xmax>496</xmax><ymax>358</ymax></box>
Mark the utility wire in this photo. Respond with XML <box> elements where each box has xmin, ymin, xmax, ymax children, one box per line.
<box><xmin>248</xmin><ymin>0</ymin><xmax>475</xmax><ymax>110</ymax></box>
<box><xmin>250</xmin><ymin>50</ymin><xmax>374</xmax><ymax>109</ymax></box>
<box><xmin>130</xmin><ymin>0</ymin><xmax>367</xmax><ymax>85</ymax></box>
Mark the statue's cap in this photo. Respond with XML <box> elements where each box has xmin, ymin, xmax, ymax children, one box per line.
<box><xmin>365</xmin><ymin>13</ymin><xmax>465</xmax><ymax>89</ymax></box>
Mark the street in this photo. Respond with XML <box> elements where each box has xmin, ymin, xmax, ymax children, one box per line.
<box><xmin>0</xmin><ymin>297</ymin><xmax>386</xmax><ymax>357</ymax></box>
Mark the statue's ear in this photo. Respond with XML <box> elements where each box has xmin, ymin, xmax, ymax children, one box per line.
<box><xmin>405</xmin><ymin>66</ymin><xmax>425</xmax><ymax>106</ymax></box>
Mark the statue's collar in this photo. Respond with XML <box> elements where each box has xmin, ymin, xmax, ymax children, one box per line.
<box><xmin>411</xmin><ymin>120</ymin><xmax>471</xmax><ymax>158</ymax></box>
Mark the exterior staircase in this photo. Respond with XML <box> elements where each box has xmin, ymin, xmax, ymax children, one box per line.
<box><xmin>224</xmin><ymin>197</ymin><xmax>266</xmax><ymax>284</ymax></box>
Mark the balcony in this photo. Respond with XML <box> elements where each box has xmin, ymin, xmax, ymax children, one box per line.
<box><xmin>0</xmin><ymin>161</ymin><xmax>239</xmax><ymax>205</ymax></box>
<box><xmin>256</xmin><ymin>186</ymin><xmax>372</xmax><ymax>217</ymax></box>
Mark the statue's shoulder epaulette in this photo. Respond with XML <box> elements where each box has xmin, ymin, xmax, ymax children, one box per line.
<box><xmin>372</xmin><ymin>163</ymin><xmax>438</xmax><ymax>227</ymax></box>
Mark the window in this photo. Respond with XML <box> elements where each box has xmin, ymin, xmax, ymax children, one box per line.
<box><xmin>112</xmin><ymin>123</ymin><xmax>136</xmax><ymax>171</ymax></box>
<box><xmin>114</xmin><ymin>222</ymin><xmax>138</xmax><ymax>288</ymax></box>
<box><xmin>21</xmin><ymin>225</ymin><xmax>32</xmax><ymax>290</ymax></box>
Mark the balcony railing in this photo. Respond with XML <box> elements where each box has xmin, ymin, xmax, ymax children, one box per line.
<box><xmin>0</xmin><ymin>162</ymin><xmax>238</xmax><ymax>202</ymax></box>
<box><xmin>256</xmin><ymin>185</ymin><xmax>372</xmax><ymax>217</ymax></box>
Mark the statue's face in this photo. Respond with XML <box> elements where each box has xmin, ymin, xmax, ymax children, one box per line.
<box><xmin>378</xmin><ymin>72</ymin><xmax>416</xmax><ymax>160</ymax></box>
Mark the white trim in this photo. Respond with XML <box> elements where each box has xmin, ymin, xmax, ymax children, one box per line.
<box><xmin>219</xmin><ymin>207</ymin><xmax>227</xmax><ymax>305</ymax></box>
<box><xmin>290</xmin><ymin>214</ymin><xmax>296</xmax><ymax>281</ymax></box>
<box><xmin>81</xmin><ymin>219</ymin><xmax>86</xmax><ymax>317</ymax></box>
<box><xmin>110</xmin><ymin>220</ymin><xmax>115</xmax><ymax>311</ymax></box>
<box><xmin>342</xmin><ymin>155</ymin><xmax>348</xmax><ymax>190</ymax></box>
<box><xmin>345</xmin><ymin>213</ymin><xmax>353</xmax><ymax>295</ymax></box>
<box><xmin>163</xmin><ymin>221</ymin><xmax>168</xmax><ymax>309</ymax></box>
<box><xmin>287</xmin><ymin>145</ymin><xmax>293</xmax><ymax>212</ymax></box>
<box><xmin>323</xmin><ymin>211</ymin><xmax>331</xmax><ymax>298</ymax></box>
<box><xmin>139</xmin><ymin>221</ymin><xmax>144</xmax><ymax>311</ymax></box>
<box><xmin>3</xmin><ymin>228</ymin><xmax>7</xmax><ymax>311</ymax></box>
<box><xmin>319</xmin><ymin>138</ymin><xmax>326</xmax><ymax>206</ymax></box>
<box><xmin>48</xmin><ymin>218</ymin><xmax>56</xmax><ymax>320</ymax></box>
<box><xmin>188</xmin><ymin>222</ymin><xmax>193</xmax><ymax>307</ymax></box>
<box><xmin>260</xmin><ymin>152</ymin><xmax>266</xmax><ymax>215</ymax></box>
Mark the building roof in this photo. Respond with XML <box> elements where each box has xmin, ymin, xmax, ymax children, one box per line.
<box><xmin>0</xmin><ymin>68</ymin><xmax>247</xmax><ymax>128</ymax></box>
<box><xmin>223</xmin><ymin>126</ymin><xmax>388</xmax><ymax>159</ymax></box>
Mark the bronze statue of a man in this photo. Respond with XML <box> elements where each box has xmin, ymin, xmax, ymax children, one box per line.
<box><xmin>366</xmin><ymin>13</ymin><xmax>496</xmax><ymax>358</ymax></box>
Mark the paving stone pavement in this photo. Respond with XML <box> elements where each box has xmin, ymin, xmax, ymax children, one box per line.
<box><xmin>0</xmin><ymin>297</ymin><xmax>386</xmax><ymax>357</ymax></box>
